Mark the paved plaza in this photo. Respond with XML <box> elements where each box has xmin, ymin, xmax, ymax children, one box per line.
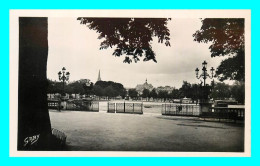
<box><xmin>49</xmin><ymin>105</ymin><xmax>244</xmax><ymax>152</ymax></box>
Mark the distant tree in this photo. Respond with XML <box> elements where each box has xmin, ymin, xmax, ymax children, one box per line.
<box><xmin>47</xmin><ymin>79</ymin><xmax>54</xmax><ymax>94</ymax></box>
<box><xmin>128</xmin><ymin>89</ymin><xmax>138</xmax><ymax>99</ymax></box>
<box><xmin>104</xmin><ymin>85</ymin><xmax>117</xmax><ymax>98</ymax></box>
<box><xmin>193</xmin><ymin>18</ymin><xmax>244</xmax><ymax>82</ymax></box>
<box><xmin>47</xmin><ymin>79</ymin><xmax>56</xmax><ymax>94</ymax></box>
<box><xmin>92</xmin><ymin>85</ymin><xmax>104</xmax><ymax>97</ymax></box>
<box><xmin>142</xmin><ymin>89</ymin><xmax>150</xmax><ymax>99</ymax></box>
<box><xmin>47</xmin><ymin>79</ymin><xmax>64</xmax><ymax>94</ymax></box>
<box><xmin>231</xmin><ymin>81</ymin><xmax>245</xmax><ymax>104</ymax></box>
<box><xmin>83</xmin><ymin>82</ymin><xmax>94</xmax><ymax>96</ymax></box>
<box><xmin>211</xmin><ymin>82</ymin><xmax>231</xmax><ymax>100</ymax></box>
<box><xmin>170</xmin><ymin>88</ymin><xmax>180</xmax><ymax>99</ymax></box>
<box><xmin>94</xmin><ymin>81</ymin><xmax>126</xmax><ymax>97</ymax></box>
<box><xmin>64</xmin><ymin>85</ymin><xmax>73</xmax><ymax>95</ymax></box>
<box><xmin>121</xmin><ymin>89</ymin><xmax>127</xmax><ymax>99</ymax></box>
<box><xmin>179</xmin><ymin>81</ymin><xmax>192</xmax><ymax>98</ymax></box>
<box><xmin>111</xmin><ymin>82</ymin><xmax>126</xmax><ymax>97</ymax></box>
<box><xmin>150</xmin><ymin>88</ymin><xmax>158</xmax><ymax>99</ymax></box>
<box><xmin>69</xmin><ymin>81</ymin><xmax>85</xmax><ymax>95</ymax></box>
<box><xmin>77</xmin><ymin>18</ymin><xmax>171</xmax><ymax>63</ymax></box>
<box><xmin>158</xmin><ymin>90</ymin><xmax>168</xmax><ymax>101</ymax></box>
<box><xmin>190</xmin><ymin>84</ymin><xmax>201</xmax><ymax>101</ymax></box>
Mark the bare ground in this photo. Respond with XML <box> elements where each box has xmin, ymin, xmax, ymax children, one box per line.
<box><xmin>49</xmin><ymin>105</ymin><xmax>244</xmax><ymax>152</ymax></box>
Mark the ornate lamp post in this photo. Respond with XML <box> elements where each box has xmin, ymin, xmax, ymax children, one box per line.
<box><xmin>58</xmin><ymin>67</ymin><xmax>70</xmax><ymax>96</ymax></box>
<box><xmin>195</xmin><ymin>61</ymin><xmax>215</xmax><ymax>113</ymax></box>
<box><xmin>195</xmin><ymin>60</ymin><xmax>215</xmax><ymax>87</ymax></box>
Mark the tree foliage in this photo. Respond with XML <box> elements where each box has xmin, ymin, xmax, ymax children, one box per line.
<box><xmin>158</xmin><ymin>90</ymin><xmax>168</xmax><ymax>101</ymax></box>
<box><xmin>150</xmin><ymin>88</ymin><xmax>158</xmax><ymax>98</ymax></box>
<box><xmin>231</xmin><ymin>81</ymin><xmax>245</xmax><ymax>104</ymax></box>
<box><xmin>47</xmin><ymin>79</ymin><xmax>93</xmax><ymax>96</ymax></box>
<box><xmin>69</xmin><ymin>81</ymin><xmax>85</xmax><ymax>95</ymax></box>
<box><xmin>179</xmin><ymin>81</ymin><xmax>192</xmax><ymax>98</ymax></box>
<box><xmin>193</xmin><ymin>18</ymin><xmax>245</xmax><ymax>81</ymax></box>
<box><xmin>142</xmin><ymin>89</ymin><xmax>150</xmax><ymax>98</ymax></box>
<box><xmin>190</xmin><ymin>84</ymin><xmax>201</xmax><ymax>101</ymax></box>
<box><xmin>94</xmin><ymin>80</ymin><xmax>126</xmax><ymax>98</ymax></box>
<box><xmin>92</xmin><ymin>85</ymin><xmax>104</xmax><ymax>96</ymax></box>
<box><xmin>128</xmin><ymin>88</ymin><xmax>138</xmax><ymax>99</ymax></box>
<box><xmin>104</xmin><ymin>85</ymin><xmax>117</xmax><ymax>97</ymax></box>
<box><xmin>47</xmin><ymin>79</ymin><xmax>126</xmax><ymax>98</ymax></box>
<box><xmin>170</xmin><ymin>88</ymin><xmax>180</xmax><ymax>99</ymax></box>
<box><xmin>47</xmin><ymin>79</ymin><xmax>62</xmax><ymax>94</ymax></box>
<box><xmin>177</xmin><ymin>81</ymin><xmax>202</xmax><ymax>101</ymax></box>
<box><xmin>216</xmin><ymin>51</ymin><xmax>244</xmax><ymax>81</ymax></box>
<box><xmin>77</xmin><ymin>18</ymin><xmax>171</xmax><ymax>63</ymax></box>
<box><xmin>211</xmin><ymin>82</ymin><xmax>231</xmax><ymax>100</ymax></box>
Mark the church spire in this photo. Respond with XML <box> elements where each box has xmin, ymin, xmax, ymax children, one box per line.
<box><xmin>97</xmin><ymin>70</ymin><xmax>101</xmax><ymax>81</ymax></box>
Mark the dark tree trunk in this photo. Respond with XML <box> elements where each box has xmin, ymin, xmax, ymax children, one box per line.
<box><xmin>18</xmin><ymin>17</ymin><xmax>51</xmax><ymax>150</ymax></box>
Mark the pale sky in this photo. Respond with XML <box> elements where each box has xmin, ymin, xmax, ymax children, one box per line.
<box><xmin>47</xmin><ymin>17</ymin><xmax>226</xmax><ymax>89</ymax></box>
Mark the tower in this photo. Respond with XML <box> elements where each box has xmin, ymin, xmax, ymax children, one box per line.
<box><xmin>97</xmin><ymin>70</ymin><xmax>102</xmax><ymax>81</ymax></box>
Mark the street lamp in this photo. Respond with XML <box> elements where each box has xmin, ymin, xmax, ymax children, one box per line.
<box><xmin>195</xmin><ymin>61</ymin><xmax>215</xmax><ymax>87</ymax></box>
<box><xmin>195</xmin><ymin>60</ymin><xmax>216</xmax><ymax>102</ymax></box>
<box><xmin>58</xmin><ymin>67</ymin><xmax>70</xmax><ymax>96</ymax></box>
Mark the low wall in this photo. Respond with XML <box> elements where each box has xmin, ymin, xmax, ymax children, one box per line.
<box><xmin>108</xmin><ymin>102</ymin><xmax>143</xmax><ymax>114</ymax></box>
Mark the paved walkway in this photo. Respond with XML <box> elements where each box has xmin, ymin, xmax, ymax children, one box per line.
<box><xmin>49</xmin><ymin>110</ymin><xmax>244</xmax><ymax>152</ymax></box>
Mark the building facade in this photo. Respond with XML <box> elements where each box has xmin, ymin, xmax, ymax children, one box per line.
<box><xmin>156</xmin><ymin>86</ymin><xmax>174</xmax><ymax>94</ymax></box>
<box><xmin>135</xmin><ymin>79</ymin><xmax>154</xmax><ymax>95</ymax></box>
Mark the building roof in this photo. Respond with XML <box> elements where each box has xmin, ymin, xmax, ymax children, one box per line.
<box><xmin>135</xmin><ymin>79</ymin><xmax>154</xmax><ymax>93</ymax></box>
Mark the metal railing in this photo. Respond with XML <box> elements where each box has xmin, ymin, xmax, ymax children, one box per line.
<box><xmin>108</xmin><ymin>102</ymin><xmax>143</xmax><ymax>114</ymax></box>
<box><xmin>162</xmin><ymin>104</ymin><xmax>200</xmax><ymax>116</ymax></box>
<box><xmin>161</xmin><ymin>104</ymin><xmax>245</xmax><ymax>122</ymax></box>
<box><xmin>66</xmin><ymin>100</ymin><xmax>99</xmax><ymax>112</ymax></box>
<box><xmin>107</xmin><ymin>103</ymin><xmax>116</xmax><ymax>113</ymax></box>
<box><xmin>47</xmin><ymin>100</ymin><xmax>61</xmax><ymax>111</ymax></box>
<box><xmin>202</xmin><ymin>107</ymin><xmax>245</xmax><ymax>122</ymax></box>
